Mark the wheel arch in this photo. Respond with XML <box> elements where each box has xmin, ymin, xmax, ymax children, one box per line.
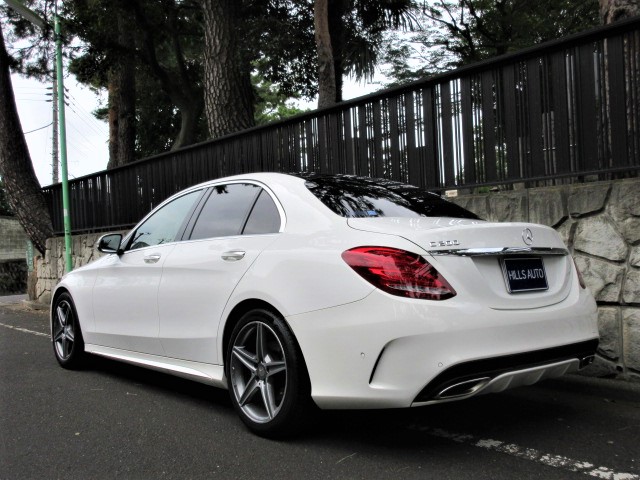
<box><xmin>221</xmin><ymin>299</ymin><xmax>310</xmax><ymax>377</ymax></box>
<box><xmin>50</xmin><ymin>286</ymin><xmax>71</xmax><ymax>326</ymax></box>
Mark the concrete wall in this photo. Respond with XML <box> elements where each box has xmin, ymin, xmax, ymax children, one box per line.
<box><xmin>0</xmin><ymin>259</ymin><xmax>27</xmax><ymax>294</ymax></box>
<box><xmin>33</xmin><ymin>178</ymin><xmax>640</xmax><ymax>380</ymax></box>
<box><xmin>0</xmin><ymin>216</ymin><xmax>27</xmax><ymax>261</ymax></box>
<box><xmin>0</xmin><ymin>216</ymin><xmax>28</xmax><ymax>294</ymax></box>
<box><xmin>451</xmin><ymin>178</ymin><xmax>639</xmax><ymax>380</ymax></box>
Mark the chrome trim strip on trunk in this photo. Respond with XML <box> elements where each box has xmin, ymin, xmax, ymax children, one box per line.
<box><xmin>427</xmin><ymin>247</ymin><xmax>569</xmax><ymax>257</ymax></box>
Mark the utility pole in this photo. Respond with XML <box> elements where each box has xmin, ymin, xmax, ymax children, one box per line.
<box><xmin>54</xmin><ymin>8</ymin><xmax>72</xmax><ymax>273</ymax></box>
<box><xmin>52</xmin><ymin>69</ymin><xmax>58</xmax><ymax>184</ymax></box>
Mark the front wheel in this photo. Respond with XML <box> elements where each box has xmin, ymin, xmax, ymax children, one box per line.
<box><xmin>52</xmin><ymin>292</ymin><xmax>86</xmax><ymax>369</ymax></box>
<box><xmin>226</xmin><ymin>309</ymin><xmax>312</xmax><ymax>438</ymax></box>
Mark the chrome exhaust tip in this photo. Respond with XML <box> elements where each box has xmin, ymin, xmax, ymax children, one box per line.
<box><xmin>434</xmin><ymin>377</ymin><xmax>491</xmax><ymax>400</ymax></box>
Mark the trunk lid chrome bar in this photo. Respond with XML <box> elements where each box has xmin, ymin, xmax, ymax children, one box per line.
<box><xmin>427</xmin><ymin>247</ymin><xmax>568</xmax><ymax>257</ymax></box>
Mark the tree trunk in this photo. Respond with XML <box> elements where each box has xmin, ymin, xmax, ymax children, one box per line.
<box><xmin>171</xmin><ymin>98</ymin><xmax>203</xmax><ymax>151</ymax></box>
<box><xmin>315</xmin><ymin>0</ymin><xmax>338</xmax><ymax>108</ymax></box>
<box><xmin>328</xmin><ymin>0</ymin><xmax>347</xmax><ymax>104</ymax></box>
<box><xmin>599</xmin><ymin>0</ymin><xmax>640</xmax><ymax>23</ymax></box>
<box><xmin>201</xmin><ymin>0</ymin><xmax>255</xmax><ymax>139</ymax></box>
<box><xmin>0</xmin><ymin>26</ymin><xmax>52</xmax><ymax>255</ymax></box>
<box><xmin>107</xmin><ymin>16</ymin><xmax>136</xmax><ymax>169</ymax></box>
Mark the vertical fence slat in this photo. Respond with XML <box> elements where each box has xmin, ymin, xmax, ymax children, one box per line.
<box><xmin>607</xmin><ymin>35</ymin><xmax>629</xmax><ymax>168</ymax></box>
<box><xmin>502</xmin><ymin>65</ymin><xmax>520</xmax><ymax>180</ymax></box>
<box><xmin>405</xmin><ymin>91</ymin><xmax>421</xmax><ymax>186</ymax></box>
<box><xmin>481</xmin><ymin>71</ymin><xmax>497</xmax><ymax>182</ymax></box>
<box><xmin>357</xmin><ymin>105</ymin><xmax>368</xmax><ymax>176</ymax></box>
<box><xmin>440</xmin><ymin>83</ymin><xmax>455</xmax><ymax>186</ymax></box>
<box><xmin>526</xmin><ymin>58</ymin><xmax>545</xmax><ymax>178</ymax></box>
<box><xmin>422</xmin><ymin>87</ymin><xmax>439</xmax><ymax>188</ymax></box>
<box><xmin>389</xmin><ymin>96</ymin><xmax>401</xmax><ymax>181</ymax></box>
<box><xmin>372</xmin><ymin>100</ymin><xmax>384</xmax><ymax>177</ymax></box>
<box><xmin>577</xmin><ymin>43</ymin><xmax>599</xmax><ymax>171</ymax></box>
<box><xmin>551</xmin><ymin>51</ymin><xmax>572</xmax><ymax>174</ymax></box>
<box><xmin>461</xmin><ymin>77</ymin><xmax>476</xmax><ymax>184</ymax></box>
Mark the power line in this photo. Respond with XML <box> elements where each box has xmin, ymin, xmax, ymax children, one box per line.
<box><xmin>66</xmin><ymin>104</ymin><xmax>107</xmax><ymax>137</ymax></box>
<box><xmin>66</xmin><ymin>121</ymin><xmax>104</xmax><ymax>151</ymax></box>
<box><xmin>66</xmin><ymin>93</ymin><xmax>108</xmax><ymax>132</ymax></box>
<box><xmin>24</xmin><ymin>122</ymin><xmax>53</xmax><ymax>134</ymax></box>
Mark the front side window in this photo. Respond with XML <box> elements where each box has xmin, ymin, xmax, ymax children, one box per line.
<box><xmin>129</xmin><ymin>190</ymin><xmax>202</xmax><ymax>251</ymax></box>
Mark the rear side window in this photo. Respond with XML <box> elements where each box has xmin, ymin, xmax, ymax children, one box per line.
<box><xmin>190</xmin><ymin>183</ymin><xmax>261</xmax><ymax>240</ymax></box>
<box><xmin>243</xmin><ymin>190</ymin><xmax>281</xmax><ymax>235</ymax></box>
<box><xmin>303</xmin><ymin>176</ymin><xmax>479</xmax><ymax>220</ymax></box>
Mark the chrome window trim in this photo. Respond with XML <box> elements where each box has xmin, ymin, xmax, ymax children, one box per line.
<box><xmin>427</xmin><ymin>247</ymin><xmax>569</xmax><ymax>257</ymax></box>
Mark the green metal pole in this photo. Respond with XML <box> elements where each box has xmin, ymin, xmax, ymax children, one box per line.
<box><xmin>54</xmin><ymin>14</ymin><xmax>73</xmax><ymax>273</ymax></box>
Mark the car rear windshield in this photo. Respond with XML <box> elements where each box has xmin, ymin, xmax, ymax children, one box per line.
<box><xmin>301</xmin><ymin>175</ymin><xmax>480</xmax><ymax>220</ymax></box>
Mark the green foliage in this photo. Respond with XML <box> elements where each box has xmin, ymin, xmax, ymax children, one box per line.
<box><xmin>0</xmin><ymin>1</ymin><xmax>58</xmax><ymax>81</ymax></box>
<box><xmin>336</xmin><ymin>0</ymin><xmax>416</xmax><ymax>82</ymax></box>
<box><xmin>253</xmin><ymin>71</ymin><xmax>307</xmax><ymax>125</ymax></box>
<box><xmin>0</xmin><ymin>178</ymin><xmax>14</xmax><ymax>216</ymax></box>
<box><xmin>383</xmin><ymin>0</ymin><xmax>600</xmax><ymax>84</ymax></box>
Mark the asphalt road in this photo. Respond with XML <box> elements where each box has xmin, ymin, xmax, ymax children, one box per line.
<box><xmin>1</xmin><ymin>302</ymin><xmax>639</xmax><ymax>480</ymax></box>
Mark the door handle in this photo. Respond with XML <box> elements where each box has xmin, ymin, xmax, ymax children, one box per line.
<box><xmin>143</xmin><ymin>254</ymin><xmax>161</xmax><ymax>264</ymax></box>
<box><xmin>222</xmin><ymin>250</ymin><xmax>246</xmax><ymax>261</ymax></box>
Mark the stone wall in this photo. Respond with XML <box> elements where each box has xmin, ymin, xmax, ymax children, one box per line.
<box><xmin>33</xmin><ymin>179</ymin><xmax>639</xmax><ymax>380</ymax></box>
<box><xmin>452</xmin><ymin>178</ymin><xmax>639</xmax><ymax>380</ymax></box>
<box><xmin>0</xmin><ymin>259</ymin><xmax>27</xmax><ymax>294</ymax></box>
<box><xmin>0</xmin><ymin>216</ymin><xmax>27</xmax><ymax>261</ymax></box>
<box><xmin>33</xmin><ymin>231</ymin><xmax>126</xmax><ymax>304</ymax></box>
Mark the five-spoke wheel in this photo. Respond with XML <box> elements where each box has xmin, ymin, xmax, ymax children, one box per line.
<box><xmin>52</xmin><ymin>292</ymin><xmax>85</xmax><ymax>368</ymax></box>
<box><xmin>230</xmin><ymin>321</ymin><xmax>287</xmax><ymax>423</ymax></box>
<box><xmin>227</xmin><ymin>309</ymin><xmax>312</xmax><ymax>437</ymax></box>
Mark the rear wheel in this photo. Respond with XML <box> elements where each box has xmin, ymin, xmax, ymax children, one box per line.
<box><xmin>52</xmin><ymin>292</ymin><xmax>86</xmax><ymax>369</ymax></box>
<box><xmin>226</xmin><ymin>308</ymin><xmax>312</xmax><ymax>437</ymax></box>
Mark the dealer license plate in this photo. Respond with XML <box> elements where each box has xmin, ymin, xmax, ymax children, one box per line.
<box><xmin>501</xmin><ymin>257</ymin><xmax>548</xmax><ymax>293</ymax></box>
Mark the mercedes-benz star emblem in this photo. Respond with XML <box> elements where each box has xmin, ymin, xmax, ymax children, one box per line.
<box><xmin>522</xmin><ymin>228</ymin><xmax>534</xmax><ymax>246</ymax></box>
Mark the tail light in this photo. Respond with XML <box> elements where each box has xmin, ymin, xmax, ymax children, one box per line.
<box><xmin>342</xmin><ymin>247</ymin><xmax>456</xmax><ymax>300</ymax></box>
<box><xmin>572</xmin><ymin>256</ymin><xmax>586</xmax><ymax>289</ymax></box>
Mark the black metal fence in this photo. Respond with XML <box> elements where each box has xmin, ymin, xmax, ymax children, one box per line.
<box><xmin>43</xmin><ymin>18</ymin><xmax>640</xmax><ymax>235</ymax></box>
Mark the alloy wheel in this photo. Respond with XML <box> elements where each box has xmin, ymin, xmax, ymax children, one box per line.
<box><xmin>53</xmin><ymin>299</ymin><xmax>75</xmax><ymax>361</ymax></box>
<box><xmin>229</xmin><ymin>321</ymin><xmax>288</xmax><ymax>424</ymax></box>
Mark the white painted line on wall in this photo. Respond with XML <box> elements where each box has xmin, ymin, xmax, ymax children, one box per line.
<box><xmin>0</xmin><ymin>322</ymin><xmax>49</xmax><ymax>338</ymax></box>
<box><xmin>407</xmin><ymin>425</ymin><xmax>639</xmax><ymax>480</ymax></box>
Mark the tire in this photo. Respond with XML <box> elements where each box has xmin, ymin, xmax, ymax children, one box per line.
<box><xmin>51</xmin><ymin>292</ymin><xmax>86</xmax><ymax>369</ymax></box>
<box><xmin>226</xmin><ymin>308</ymin><xmax>312</xmax><ymax>438</ymax></box>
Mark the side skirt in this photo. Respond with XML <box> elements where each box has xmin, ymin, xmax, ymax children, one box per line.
<box><xmin>85</xmin><ymin>343</ymin><xmax>227</xmax><ymax>388</ymax></box>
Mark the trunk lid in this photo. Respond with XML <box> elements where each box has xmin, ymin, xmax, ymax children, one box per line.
<box><xmin>347</xmin><ymin>217</ymin><xmax>573</xmax><ymax>310</ymax></box>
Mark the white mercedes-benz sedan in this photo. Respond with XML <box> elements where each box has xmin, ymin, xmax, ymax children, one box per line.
<box><xmin>51</xmin><ymin>173</ymin><xmax>599</xmax><ymax>437</ymax></box>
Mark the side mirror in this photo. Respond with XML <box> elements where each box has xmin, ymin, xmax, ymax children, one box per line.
<box><xmin>97</xmin><ymin>233</ymin><xmax>123</xmax><ymax>255</ymax></box>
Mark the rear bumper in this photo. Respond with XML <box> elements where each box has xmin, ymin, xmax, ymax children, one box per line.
<box><xmin>413</xmin><ymin>340</ymin><xmax>597</xmax><ymax>405</ymax></box>
<box><xmin>286</xmin><ymin>284</ymin><xmax>598</xmax><ymax>409</ymax></box>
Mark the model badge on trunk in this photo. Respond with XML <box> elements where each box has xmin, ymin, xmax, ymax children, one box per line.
<box><xmin>430</xmin><ymin>240</ymin><xmax>460</xmax><ymax>247</ymax></box>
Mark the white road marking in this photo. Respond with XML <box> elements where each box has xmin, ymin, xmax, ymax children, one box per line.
<box><xmin>0</xmin><ymin>322</ymin><xmax>49</xmax><ymax>338</ymax></box>
<box><xmin>407</xmin><ymin>425</ymin><xmax>639</xmax><ymax>480</ymax></box>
